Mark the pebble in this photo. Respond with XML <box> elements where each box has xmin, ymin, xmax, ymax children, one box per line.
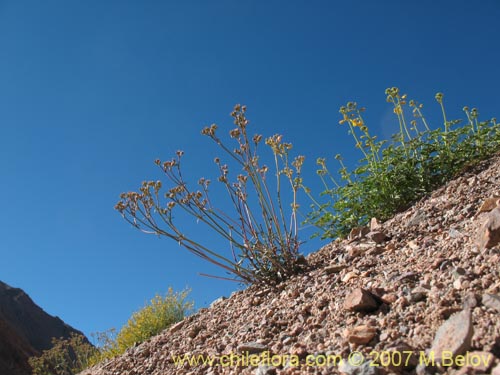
<box><xmin>482</xmin><ymin>293</ymin><xmax>500</xmax><ymax>312</ymax></box>
<box><xmin>339</xmin><ymin>358</ymin><xmax>379</xmax><ymax>375</ymax></box>
<box><xmin>476</xmin><ymin>197</ymin><xmax>500</xmax><ymax>215</ymax></box>
<box><xmin>344</xmin><ymin>325</ymin><xmax>377</xmax><ymax>344</ymax></box>
<box><xmin>477</xmin><ymin>207</ymin><xmax>500</xmax><ymax>249</ymax></box>
<box><xmin>366</xmin><ymin>231</ymin><xmax>388</xmax><ymax>244</ymax></box>
<box><xmin>255</xmin><ymin>365</ymin><xmax>276</xmax><ymax>375</ymax></box>
<box><xmin>344</xmin><ymin>288</ymin><xmax>380</xmax><ymax>312</ymax></box>
<box><xmin>237</xmin><ymin>342</ymin><xmax>268</xmax><ymax>354</ymax></box>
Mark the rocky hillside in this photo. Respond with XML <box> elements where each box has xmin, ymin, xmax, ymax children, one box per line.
<box><xmin>0</xmin><ymin>281</ymin><xmax>89</xmax><ymax>375</ymax></box>
<box><xmin>82</xmin><ymin>154</ymin><xmax>500</xmax><ymax>375</ymax></box>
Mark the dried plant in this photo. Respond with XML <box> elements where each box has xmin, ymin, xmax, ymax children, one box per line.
<box><xmin>116</xmin><ymin>105</ymin><xmax>306</xmax><ymax>285</ymax></box>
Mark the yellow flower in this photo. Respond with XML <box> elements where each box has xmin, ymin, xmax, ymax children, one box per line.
<box><xmin>351</xmin><ymin>118</ymin><xmax>363</xmax><ymax>127</ymax></box>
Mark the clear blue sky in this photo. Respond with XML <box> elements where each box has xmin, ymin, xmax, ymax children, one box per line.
<box><xmin>1</xmin><ymin>1</ymin><xmax>499</xmax><ymax>340</ymax></box>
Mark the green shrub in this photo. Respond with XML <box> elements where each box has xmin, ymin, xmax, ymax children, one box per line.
<box><xmin>90</xmin><ymin>287</ymin><xmax>192</xmax><ymax>364</ymax></box>
<box><xmin>115</xmin><ymin>105</ymin><xmax>306</xmax><ymax>285</ymax></box>
<box><xmin>29</xmin><ymin>333</ymin><xmax>97</xmax><ymax>375</ymax></box>
<box><xmin>304</xmin><ymin>88</ymin><xmax>500</xmax><ymax>239</ymax></box>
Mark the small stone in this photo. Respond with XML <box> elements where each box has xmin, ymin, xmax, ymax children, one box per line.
<box><xmin>385</xmin><ymin>243</ymin><xmax>396</xmax><ymax>251</ymax></box>
<box><xmin>370</xmin><ymin>217</ymin><xmax>380</xmax><ymax>231</ymax></box>
<box><xmin>255</xmin><ymin>365</ymin><xmax>277</xmax><ymax>375</ymax></box>
<box><xmin>382</xmin><ymin>293</ymin><xmax>397</xmax><ymax>304</ymax></box>
<box><xmin>168</xmin><ymin>320</ymin><xmax>185</xmax><ymax>334</ymax></box>
<box><xmin>366</xmin><ymin>246</ymin><xmax>385</xmax><ymax>256</ymax></box>
<box><xmin>187</xmin><ymin>325</ymin><xmax>202</xmax><ymax>338</ymax></box>
<box><xmin>324</xmin><ymin>264</ymin><xmax>346</xmax><ymax>274</ymax></box>
<box><xmin>407</xmin><ymin>240</ymin><xmax>419</xmax><ymax>250</ymax></box>
<box><xmin>452</xmin><ymin>267</ymin><xmax>467</xmax><ymax>279</ymax></box>
<box><xmin>449</xmin><ymin>228</ymin><xmax>463</xmax><ymax>238</ymax></box>
<box><xmin>347</xmin><ymin>245</ymin><xmax>363</xmax><ymax>258</ymax></box>
<box><xmin>407</xmin><ymin>210</ymin><xmax>427</xmax><ymax>227</ymax></box>
<box><xmin>238</xmin><ymin>342</ymin><xmax>268</xmax><ymax>354</ymax></box>
<box><xmin>255</xmin><ymin>288</ymin><xmax>270</xmax><ymax>297</ymax></box>
<box><xmin>349</xmin><ymin>226</ymin><xmax>370</xmax><ymax>241</ymax></box>
<box><xmin>432</xmin><ymin>258</ymin><xmax>445</xmax><ymax>269</ymax></box>
<box><xmin>462</xmin><ymin>292</ymin><xmax>478</xmax><ymax>309</ymax></box>
<box><xmin>453</xmin><ymin>278</ymin><xmax>464</xmax><ymax>290</ymax></box>
<box><xmin>379</xmin><ymin>332</ymin><xmax>390</xmax><ymax>341</ymax></box>
<box><xmin>429</xmin><ymin>309</ymin><xmax>473</xmax><ymax>365</ymax></box>
<box><xmin>476</xmin><ymin>197</ymin><xmax>500</xmax><ymax>215</ymax></box>
<box><xmin>477</xmin><ymin>207</ymin><xmax>500</xmax><ymax>249</ymax></box>
<box><xmin>342</xmin><ymin>271</ymin><xmax>359</xmax><ymax>283</ymax></box>
<box><xmin>439</xmin><ymin>260</ymin><xmax>452</xmax><ymax>271</ymax></box>
<box><xmin>344</xmin><ymin>288</ymin><xmax>380</xmax><ymax>312</ymax></box>
<box><xmin>345</xmin><ymin>325</ymin><xmax>377</xmax><ymax>344</ymax></box>
<box><xmin>290</xmin><ymin>343</ymin><xmax>308</xmax><ymax>359</ymax></box>
<box><xmin>482</xmin><ymin>293</ymin><xmax>500</xmax><ymax>312</ymax></box>
<box><xmin>366</xmin><ymin>231</ymin><xmax>389</xmax><ymax>244</ymax></box>
<box><xmin>339</xmin><ymin>358</ymin><xmax>379</xmax><ymax>375</ymax></box>
<box><xmin>410</xmin><ymin>287</ymin><xmax>428</xmax><ymax>303</ymax></box>
<box><xmin>250</xmin><ymin>297</ymin><xmax>261</xmax><ymax>306</ymax></box>
<box><xmin>396</xmin><ymin>272</ymin><xmax>418</xmax><ymax>282</ymax></box>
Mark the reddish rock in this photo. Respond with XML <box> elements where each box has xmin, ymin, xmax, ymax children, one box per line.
<box><xmin>324</xmin><ymin>264</ymin><xmax>346</xmax><ymax>274</ymax></box>
<box><xmin>348</xmin><ymin>226</ymin><xmax>369</xmax><ymax>241</ymax></box>
<box><xmin>477</xmin><ymin>207</ymin><xmax>500</xmax><ymax>249</ymax></box>
<box><xmin>344</xmin><ymin>288</ymin><xmax>380</xmax><ymax>312</ymax></box>
<box><xmin>370</xmin><ymin>217</ymin><xmax>380</xmax><ymax>231</ymax></box>
<box><xmin>366</xmin><ymin>231</ymin><xmax>389</xmax><ymax>244</ymax></box>
<box><xmin>344</xmin><ymin>325</ymin><xmax>377</xmax><ymax>344</ymax></box>
<box><xmin>475</xmin><ymin>197</ymin><xmax>500</xmax><ymax>216</ymax></box>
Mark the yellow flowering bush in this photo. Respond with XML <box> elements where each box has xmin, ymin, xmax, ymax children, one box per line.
<box><xmin>89</xmin><ymin>288</ymin><xmax>192</xmax><ymax>364</ymax></box>
<box><xmin>304</xmin><ymin>88</ymin><xmax>500</xmax><ymax>238</ymax></box>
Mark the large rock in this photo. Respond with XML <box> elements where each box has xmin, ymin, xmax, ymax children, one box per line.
<box><xmin>429</xmin><ymin>309</ymin><xmax>473</xmax><ymax>366</ymax></box>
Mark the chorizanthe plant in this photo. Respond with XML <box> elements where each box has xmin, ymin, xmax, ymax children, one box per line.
<box><xmin>115</xmin><ymin>105</ymin><xmax>306</xmax><ymax>286</ymax></box>
<box><xmin>304</xmin><ymin>88</ymin><xmax>500</xmax><ymax>240</ymax></box>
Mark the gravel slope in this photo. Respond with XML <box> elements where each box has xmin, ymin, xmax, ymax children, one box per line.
<box><xmin>81</xmin><ymin>154</ymin><xmax>500</xmax><ymax>375</ymax></box>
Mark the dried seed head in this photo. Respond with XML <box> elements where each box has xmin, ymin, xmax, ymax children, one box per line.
<box><xmin>253</xmin><ymin>134</ymin><xmax>262</xmax><ymax>144</ymax></box>
<box><xmin>229</xmin><ymin>128</ymin><xmax>241</xmax><ymax>138</ymax></box>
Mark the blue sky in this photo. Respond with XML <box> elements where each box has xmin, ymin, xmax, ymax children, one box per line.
<box><xmin>1</xmin><ymin>1</ymin><xmax>499</xmax><ymax>340</ymax></box>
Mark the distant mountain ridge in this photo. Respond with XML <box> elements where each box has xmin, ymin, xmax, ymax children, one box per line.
<box><xmin>0</xmin><ymin>280</ymin><xmax>89</xmax><ymax>375</ymax></box>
